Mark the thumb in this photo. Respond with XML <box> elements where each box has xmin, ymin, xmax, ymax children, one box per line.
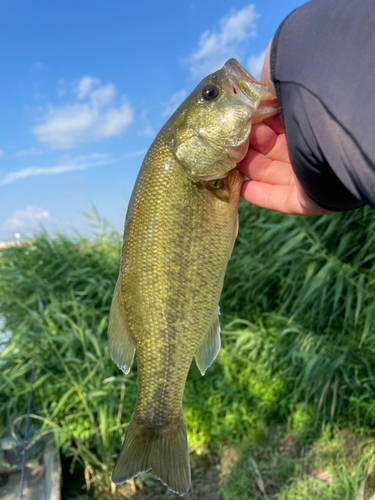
<box><xmin>260</xmin><ymin>39</ymin><xmax>276</xmax><ymax>98</ymax></box>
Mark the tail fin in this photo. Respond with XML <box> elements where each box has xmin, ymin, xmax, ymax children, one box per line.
<box><xmin>111</xmin><ymin>415</ymin><xmax>191</xmax><ymax>496</ymax></box>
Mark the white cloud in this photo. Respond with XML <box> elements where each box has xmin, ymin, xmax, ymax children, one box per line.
<box><xmin>0</xmin><ymin>153</ymin><xmax>117</xmax><ymax>185</ymax></box>
<box><xmin>76</xmin><ymin>76</ymin><xmax>99</xmax><ymax>99</ymax></box>
<box><xmin>138</xmin><ymin>125</ymin><xmax>155</xmax><ymax>138</ymax></box>
<box><xmin>15</xmin><ymin>147</ymin><xmax>43</xmax><ymax>157</ymax></box>
<box><xmin>30</xmin><ymin>62</ymin><xmax>45</xmax><ymax>72</ymax></box>
<box><xmin>0</xmin><ymin>149</ymin><xmax>3</xmax><ymax>157</ymax></box>
<box><xmin>247</xmin><ymin>49</ymin><xmax>266</xmax><ymax>80</ymax></box>
<box><xmin>32</xmin><ymin>76</ymin><xmax>134</xmax><ymax>150</ymax></box>
<box><xmin>162</xmin><ymin>90</ymin><xmax>187</xmax><ymax>117</ymax></box>
<box><xmin>2</xmin><ymin>205</ymin><xmax>50</xmax><ymax>230</ymax></box>
<box><xmin>57</xmin><ymin>79</ymin><xmax>67</xmax><ymax>97</ymax></box>
<box><xmin>187</xmin><ymin>4</ymin><xmax>259</xmax><ymax>78</ymax></box>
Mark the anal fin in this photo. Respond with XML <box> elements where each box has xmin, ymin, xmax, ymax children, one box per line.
<box><xmin>108</xmin><ymin>280</ymin><xmax>136</xmax><ymax>374</ymax></box>
<box><xmin>195</xmin><ymin>310</ymin><xmax>221</xmax><ymax>376</ymax></box>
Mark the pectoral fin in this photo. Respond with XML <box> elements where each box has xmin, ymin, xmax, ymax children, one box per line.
<box><xmin>108</xmin><ymin>280</ymin><xmax>136</xmax><ymax>374</ymax></box>
<box><xmin>229</xmin><ymin>212</ymin><xmax>239</xmax><ymax>260</ymax></box>
<box><xmin>195</xmin><ymin>311</ymin><xmax>221</xmax><ymax>376</ymax></box>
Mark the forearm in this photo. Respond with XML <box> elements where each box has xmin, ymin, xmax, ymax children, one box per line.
<box><xmin>267</xmin><ymin>0</ymin><xmax>375</xmax><ymax>210</ymax></box>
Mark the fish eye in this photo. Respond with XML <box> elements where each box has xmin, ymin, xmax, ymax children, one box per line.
<box><xmin>202</xmin><ymin>84</ymin><xmax>219</xmax><ymax>101</ymax></box>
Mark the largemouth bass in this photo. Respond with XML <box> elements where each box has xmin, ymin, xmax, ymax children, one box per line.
<box><xmin>108</xmin><ymin>59</ymin><xmax>277</xmax><ymax>496</ymax></box>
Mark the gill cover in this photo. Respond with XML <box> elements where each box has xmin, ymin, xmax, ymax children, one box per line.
<box><xmin>172</xmin><ymin>129</ymin><xmax>237</xmax><ymax>181</ymax></box>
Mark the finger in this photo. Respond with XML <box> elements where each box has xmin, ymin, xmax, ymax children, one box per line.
<box><xmin>260</xmin><ymin>91</ymin><xmax>277</xmax><ymax>101</ymax></box>
<box><xmin>237</xmin><ymin>152</ymin><xmax>294</xmax><ymax>186</ymax></box>
<box><xmin>240</xmin><ymin>179</ymin><xmax>314</xmax><ymax>215</ymax></box>
<box><xmin>265</xmin><ymin>133</ymin><xmax>290</xmax><ymax>163</ymax></box>
<box><xmin>263</xmin><ymin>114</ymin><xmax>284</xmax><ymax>135</ymax></box>
<box><xmin>261</xmin><ymin>39</ymin><xmax>276</xmax><ymax>97</ymax></box>
<box><xmin>249</xmin><ymin>123</ymin><xmax>277</xmax><ymax>154</ymax></box>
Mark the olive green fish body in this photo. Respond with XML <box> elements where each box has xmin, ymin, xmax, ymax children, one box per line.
<box><xmin>123</xmin><ymin>131</ymin><xmax>242</xmax><ymax>421</ymax></box>
<box><xmin>108</xmin><ymin>59</ymin><xmax>278</xmax><ymax>495</ymax></box>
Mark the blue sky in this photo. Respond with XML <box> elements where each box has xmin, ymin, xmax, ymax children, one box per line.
<box><xmin>0</xmin><ymin>0</ymin><xmax>304</xmax><ymax>241</ymax></box>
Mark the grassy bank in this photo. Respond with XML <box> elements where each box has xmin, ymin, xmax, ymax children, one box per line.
<box><xmin>1</xmin><ymin>203</ymin><xmax>375</xmax><ymax>498</ymax></box>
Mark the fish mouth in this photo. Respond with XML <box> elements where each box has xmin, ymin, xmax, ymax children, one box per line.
<box><xmin>224</xmin><ymin>58</ymin><xmax>254</xmax><ymax>81</ymax></box>
<box><xmin>223</xmin><ymin>58</ymin><xmax>268</xmax><ymax>106</ymax></box>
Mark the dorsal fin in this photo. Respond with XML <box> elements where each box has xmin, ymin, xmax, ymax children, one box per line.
<box><xmin>195</xmin><ymin>310</ymin><xmax>221</xmax><ymax>375</ymax></box>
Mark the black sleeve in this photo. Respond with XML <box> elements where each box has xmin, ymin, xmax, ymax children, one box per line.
<box><xmin>271</xmin><ymin>0</ymin><xmax>375</xmax><ymax>211</ymax></box>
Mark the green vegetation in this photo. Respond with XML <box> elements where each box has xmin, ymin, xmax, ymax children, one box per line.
<box><xmin>1</xmin><ymin>203</ymin><xmax>375</xmax><ymax>499</ymax></box>
<box><xmin>222</xmin><ymin>426</ymin><xmax>375</xmax><ymax>500</ymax></box>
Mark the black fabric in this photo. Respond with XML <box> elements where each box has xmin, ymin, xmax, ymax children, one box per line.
<box><xmin>271</xmin><ymin>0</ymin><xmax>375</xmax><ymax>211</ymax></box>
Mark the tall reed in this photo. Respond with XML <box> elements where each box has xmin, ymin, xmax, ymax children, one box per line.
<box><xmin>1</xmin><ymin>204</ymin><xmax>375</xmax><ymax>493</ymax></box>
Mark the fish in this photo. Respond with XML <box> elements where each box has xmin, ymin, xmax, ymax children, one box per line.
<box><xmin>108</xmin><ymin>58</ymin><xmax>278</xmax><ymax>496</ymax></box>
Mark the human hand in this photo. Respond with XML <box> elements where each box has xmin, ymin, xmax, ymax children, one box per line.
<box><xmin>237</xmin><ymin>114</ymin><xmax>334</xmax><ymax>215</ymax></box>
<box><xmin>237</xmin><ymin>42</ymin><xmax>335</xmax><ymax>216</ymax></box>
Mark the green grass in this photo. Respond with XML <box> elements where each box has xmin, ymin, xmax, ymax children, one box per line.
<box><xmin>222</xmin><ymin>202</ymin><xmax>375</xmax><ymax>427</ymax></box>
<box><xmin>221</xmin><ymin>425</ymin><xmax>375</xmax><ymax>500</ymax></box>
<box><xmin>1</xmin><ymin>203</ymin><xmax>375</xmax><ymax>497</ymax></box>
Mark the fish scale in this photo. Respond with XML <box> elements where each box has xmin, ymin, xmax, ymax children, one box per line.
<box><xmin>108</xmin><ymin>58</ymin><xmax>278</xmax><ymax>495</ymax></box>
